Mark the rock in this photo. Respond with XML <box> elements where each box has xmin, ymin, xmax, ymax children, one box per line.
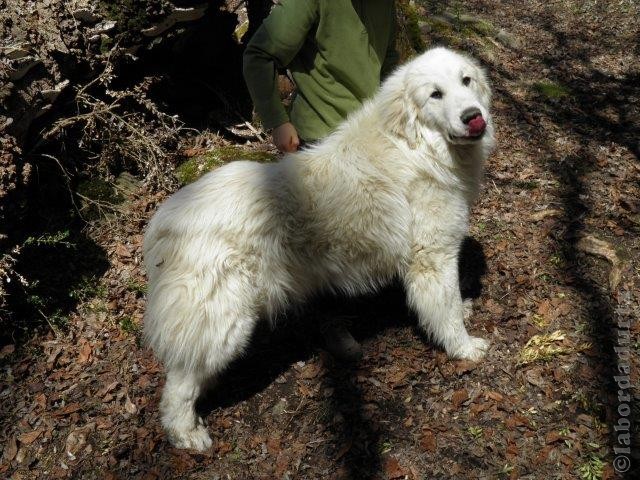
<box><xmin>71</xmin><ymin>8</ymin><xmax>101</xmax><ymax>23</ymax></box>
<box><xmin>440</xmin><ymin>12</ymin><xmax>485</xmax><ymax>24</ymax></box>
<box><xmin>41</xmin><ymin>79</ymin><xmax>70</xmax><ymax>103</ymax></box>
<box><xmin>496</xmin><ymin>28</ymin><xmax>520</xmax><ymax>49</ymax></box>
<box><xmin>7</xmin><ymin>57</ymin><xmax>43</xmax><ymax>81</ymax></box>
<box><xmin>141</xmin><ymin>4</ymin><xmax>209</xmax><ymax>37</ymax></box>
<box><xmin>1</xmin><ymin>43</ymin><xmax>32</xmax><ymax>60</ymax></box>
<box><xmin>90</xmin><ymin>20</ymin><xmax>117</xmax><ymax>36</ymax></box>
<box><xmin>271</xmin><ymin>398</ymin><xmax>288</xmax><ymax>416</ymax></box>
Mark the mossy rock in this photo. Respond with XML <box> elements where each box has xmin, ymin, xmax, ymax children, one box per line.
<box><xmin>175</xmin><ymin>146</ymin><xmax>278</xmax><ymax>185</ymax></box>
<box><xmin>76</xmin><ymin>178</ymin><xmax>125</xmax><ymax>220</ymax></box>
<box><xmin>77</xmin><ymin>178</ymin><xmax>125</xmax><ymax>204</ymax></box>
<box><xmin>418</xmin><ymin>8</ymin><xmax>498</xmax><ymax>49</ymax></box>
<box><xmin>397</xmin><ymin>0</ymin><xmax>427</xmax><ymax>59</ymax></box>
<box><xmin>234</xmin><ymin>20</ymin><xmax>249</xmax><ymax>43</ymax></box>
<box><xmin>533</xmin><ymin>81</ymin><xmax>571</xmax><ymax>99</ymax></box>
<box><xmin>98</xmin><ymin>0</ymin><xmax>148</xmax><ymax>30</ymax></box>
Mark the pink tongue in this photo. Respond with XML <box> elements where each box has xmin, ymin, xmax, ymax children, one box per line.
<box><xmin>468</xmin><ymin>115</ymin><xmax>486</xmax><ymax>136</ymax></box>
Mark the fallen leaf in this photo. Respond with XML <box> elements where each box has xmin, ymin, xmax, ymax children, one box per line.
<box><xmin>216</xmin><ymin>441</ymin><xmax>232</xmax><ymax>455</ymax></box>
<box><xmin>536</xmin><ymin>299</ymin><xmax>551</xmax><ymax>316</ymax></box>
<box><xmin>115</xmin><ymin>244</ymin><xmax>131</xmax><ymax>258</ymax></box>
<box><xmin>388</xmin><ymin>369</ymin><xmax>407</xmax><ymax>386</ymax></box>
<box><xmin>78</xmin><ymin>341</ymin><xmax>92</xmax><ymax>364</ymax></box>
<box><xmin>518</xmin><ymin>330</ymin><xmax>568</xmax><ymax>365</ymax></box>
<box><xmin>451</xmin><ymin>389</ymin><xmax>469</xmax><ymax>409</ymax></box>
<box><xmin>299</xmin><ymin>362</ymin><xmax>322</xmax><ymax>379</ymax></box>
<box><xmin>524</xmin><ymin>367</ymin><xmax>547</xmax><ymax>389</ymax></box>
<box><xmin>55</xmin><ymin>403</ymin><xmax>82</xmax><ymax>416</ymax></box>
<box><xmin>384</xmin><ymin>456</ymin><xmax>408</xmax><ymax>479</ymax></box>
<box><xmin>34</xmin><ymin>392</ymin><xmax>47</xmax><ymax>410</ymax></box>
<box><xmin>66</xmin><ymin>429</ymin><xmax>87</xmax><ymax>458</ymax></box>
<box><xmin>275</xmin><ymin>451</ymin><xmax>291</xmax><ymax>477</ymax></box>
<box><xmin>98</xmin><ymin>380</ymin><xmax>119</xmax><ymax>398</ymax></box>
<box><xmin>334</xmin><ymin>440</ymin><xmax>353</xmax><ymax>461</ymax></box>
<box><xmin>545</xmin><ymin>431</ymin><xmax>565</xmax><ymax>444</ymax></box>
<box><xmin>17</xmin><ymin>429</ymin><xmax>42</xmax><ymax>445</ymax></box>
<box><xmin>124</xmin><ymin>396</ymin><xmax>138</xmax><ymax>415</ymax></box>
<box><xmin>454</xmin><ymin>360</ymin><xmax>478</xmax><ymax>375</ymax></box>
<box><xmin>485</xmin><ymin>298</ymin><xmax>505</xmax><ymax>316</ymax></box>
<box><xmin>0</xmin><ymin>344</ymin><xmax>15</xmax><ymax>359</ymax></box>
<box><xmin>420</xmin><ymin>431</ymin><xmax>437</xmax><ymax>453</ymax></box>
<box><xmin>266</xmin><ymin>436</ymin><xmax>281</xmax><ymax>455</ymax></box>
<box><xmin>3</xmin><ymin>436</ymin><xmax>18</xmax><ymax>462</ymax></box>
<box><xmin>486</xmin><ymin>391</ymin><xmax>504</xmax><ymax>402</ymax></box>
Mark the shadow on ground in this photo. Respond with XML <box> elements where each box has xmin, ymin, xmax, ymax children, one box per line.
<box><xmin>192</xmin><ymin>237</ymin><xmax>486</xmax><ymax>478</ymax></box>
<box><xmin>425</xmin><ymin>2</ymin><xmax>639</xmax><ymax>474</ymax></box>
<box><xmin>1</xmin><ymin>159</ymin><xmax>110</xmax><ymax>348</ymax></box>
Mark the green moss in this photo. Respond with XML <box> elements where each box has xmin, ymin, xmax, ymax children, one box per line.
<box><xmin>99</xmin><ymin>36</ymin><xmax>114</xmax><ymax>54</ymax></box>
<box><xmin>69</xmin><ymin>275</ymin><xmax>108</xmax><ymax>302</ymax></box>
<box><xmin>420</xmin><ymin>8</ymin><xmax>496</xmax><ymax>48</ymax></box>
<box><xmin>577</xmin><ymin>454</ymin><xmax>605</xmax><ymax>480</ymax></box>
<box><xmin>398</xmin><ymin>0</ymin><xmax>426</xmax><ymax>58</ymax></box>
<box><xmin>423</xmin><ymin>17</ymin><xmax>460</xmax><ymax>47</ymax></box>
<box><xmin>473</xmin><ymin>19</ymin><xmax>497</xmax><ymax>37</ymax></box>
<box><xmin>533</xmin><ymin>81</ymin><xmax>571</xmax><ymax>99</ymax></box>
<box><xmin>77</xmin><ymin>178</ymin><xmax>124</xmax><ymax>205</ymax></box>
<box><xmin>125</xmin><ymin>278</ymin><xmax>147</xmax><ymax>296</ymax></box>
<box><xmin>119</xmin><ymin>315</ymin><xmax>142</xmax><ymax>346</ymax></box>
<box><xmin>514</xmin><ymin>179</ymin><xmax>539</xmax><ymax>190</ymax></box>
<box><xmin>175</xmin><ymin>146</ymin><xmax>277</xmax><ymax>185</ymax></box>
<box><xmin>97</xmin><ymin>0</ymin><xmax>158</xmax><ymax>40</ymax></box>
<box><xmin>119</xmin><ymin>315</ymin><xmax>139</xmax><ymax>335</ymax></box>
<box><xmin>77</xmin><ymin>178</ymin><xmax>125</xmax><ymax>220</ymax></box>
<box><xmin>234</xmin><ymin>20</ymin><xmax>249</xmax><ymax>43</ymax></box>
<box><xmin>24</xmin><ymin>230</ymin><xmax>72</xmax><ymax>248</ymax></box>
<box><xmin>468</xmin><ymin>425</ymin><xmax>484</xmax><ymax>440</ymax></box>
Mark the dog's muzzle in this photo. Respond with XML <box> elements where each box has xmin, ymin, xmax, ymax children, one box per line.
<box><xmin>461</xmin><ymin>107</ymin><xmax>486</xmax><ymax>138</ymax></box>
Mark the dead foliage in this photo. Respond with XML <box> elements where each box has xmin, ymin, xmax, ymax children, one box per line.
<box><xmin>1</xmin><ymin>0</ymin><xmax>639</xmax><ymax>479</ymax></box>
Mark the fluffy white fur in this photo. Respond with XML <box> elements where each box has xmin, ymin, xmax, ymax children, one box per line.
<box><xmin>144</xmin><ymin>47</ymin><xmax>495</xmax><ymax>450</ymax></box>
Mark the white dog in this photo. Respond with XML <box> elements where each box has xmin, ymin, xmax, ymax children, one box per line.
<box><xmin>143</xmin><ymin>47</ymin><xmax>495</xmax><ymax>450</ymax></box>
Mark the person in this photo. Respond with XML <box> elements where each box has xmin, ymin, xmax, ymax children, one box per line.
<box><xmin>242</xmin><ymin>0</ymin><xmax>399</xmax><ymax>361</ymax></box>
<box><xmin>243</xmin><ymin>0</ymin><xmax>398</xmax><ymax>152</ymax></box>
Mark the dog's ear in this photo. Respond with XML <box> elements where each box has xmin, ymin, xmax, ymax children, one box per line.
<box><xmin>473</xmin><ymin>62</ymin><xmax>492</xmax><ymax>107</ymax></box>
<box><xmin>383</xmin><ymin>71</ymin><xmax>422</xmax><ymax>148</ymax></box>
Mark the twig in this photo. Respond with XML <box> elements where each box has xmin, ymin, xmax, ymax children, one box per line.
<box><xmin>37</xmin><ymin>308</ymin><xmax>60</xmax><ymax>338</ymax></box>
<box><xmin>197</xmin><ymin>79</ymin><xmax>267</xmax><ymax>141</ymax></box>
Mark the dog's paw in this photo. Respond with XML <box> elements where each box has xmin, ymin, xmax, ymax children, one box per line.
<box><xmin>169</xmin><ymin>424</ymin><xmax>213</xmax><ymax>451</ymax></box>
<box><xmin>451</xmin><ymin>336</ymin><xmax>489</xmax><ymax>361</ymax></box>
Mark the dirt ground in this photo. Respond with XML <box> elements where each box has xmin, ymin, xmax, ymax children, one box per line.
<box><xmin>1</xmin><ymin>0</ymin><xmax>639</xmax><ymax>479</ymax></box>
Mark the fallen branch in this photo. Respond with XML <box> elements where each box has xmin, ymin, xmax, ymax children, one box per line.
<box><xmin>576</xmin><ymin>235</ymin><xmax>626</xmax><ymax>290</ymax></box>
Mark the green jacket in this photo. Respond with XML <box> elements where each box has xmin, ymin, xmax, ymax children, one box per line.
<box><xmin>243</xmin><ymin>0</ymin><xmax>398</xmax><ymax>142</ymax></box>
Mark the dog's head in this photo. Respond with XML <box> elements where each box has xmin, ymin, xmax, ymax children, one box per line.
<box><xmin>383</xmin><ymin>47</ymin><xmax>492</xmax><ymax>148</ymax></box>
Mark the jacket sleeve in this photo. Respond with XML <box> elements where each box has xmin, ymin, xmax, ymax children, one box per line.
<box><xmin>242</xmin><ymin>0</ymin><xmax>318</xmax><ymax>130</ymax></box>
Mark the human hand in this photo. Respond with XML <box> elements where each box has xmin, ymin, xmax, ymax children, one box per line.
<box><xmin>272</xmin><ymin>122</ymin><xmax>300</xmax><ymax>152</ymax></box>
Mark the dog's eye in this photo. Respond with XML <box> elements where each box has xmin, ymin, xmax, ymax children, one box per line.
<box><xmin>462</xmin><ymin>76</ymin><xmax>472</xmax><ymax>86</ymax></box>
<box><xmin>430</xmin><ymin>90</ymin><xmax>443</xmax><ymax>99</ymax></box>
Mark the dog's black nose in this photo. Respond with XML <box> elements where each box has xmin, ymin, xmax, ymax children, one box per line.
<box><xmin>461</xmin><ymin>107</ymin><xmax>482</xmax><ymax>124</ymax></box>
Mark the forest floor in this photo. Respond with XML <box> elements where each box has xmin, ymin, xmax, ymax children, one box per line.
<box><xmin>1</xmin><ymin>0</ymin><xmax>639</xmax><ymax>479</ymax></box>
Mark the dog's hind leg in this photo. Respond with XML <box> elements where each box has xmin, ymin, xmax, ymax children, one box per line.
<box><xmin>160</xmin><ymin>369</ymin><xmax>214</xmax><ymax>451</ymax></box>
<box><xmin>405</xmin><ymin>247</ymin><xmax>489</xmax><ymax>361</ymax></box>
<box><xmin>159</xmin><ymin>307</ymin><xmax>259</xmax><ymax>451</ymax></box>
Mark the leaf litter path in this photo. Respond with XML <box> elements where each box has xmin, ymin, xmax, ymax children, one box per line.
<box><xmin>2</xmin><ymin>1</ymin><xmax>639</xmax><ymax>478</ymax></box>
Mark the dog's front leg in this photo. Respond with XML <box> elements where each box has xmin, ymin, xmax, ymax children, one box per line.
<box><xmin>404</xmin><ymin>246</ymin><xmax>489</xmax><ymax>361</ymax></box>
